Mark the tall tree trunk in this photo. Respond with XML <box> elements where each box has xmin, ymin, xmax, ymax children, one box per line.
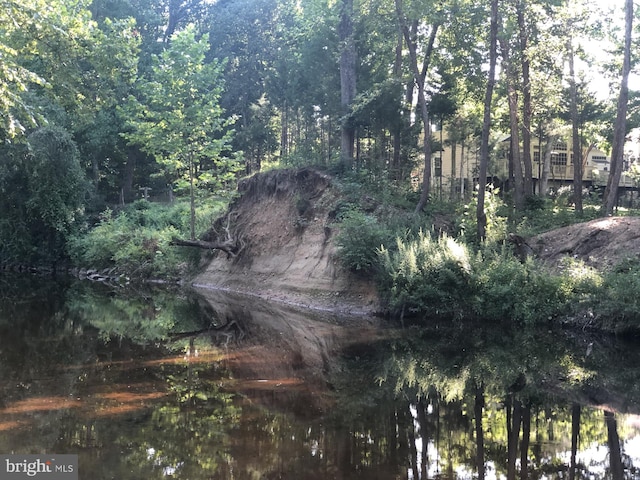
<box><xmin>451</xmin><ymin>141</ymin><xmax>457</xmax><ymax>199</ymax></box>
<box><xmin>605</xmin><ymin>410</ymin><xmax>624</xmax><ymax>480</ymax></box>
<box><xmin>517</xmin><ymin>0</ymin><xmax>534</xmax><ymax>198</ymax></box>
<box><xmin>477</xmin><ymin>0</ymin><xmax>499</xmax><ymax>241</ymax></box>
<box><xmin>121</xmin><ymin>146</ymin><xmax>138</xmax><ymax>204</ymax></box>
<box><xmin>339</xmin><ymin>0</ymin><xmax>356</xmax><ymax>168</ymax></box>
<box><xmin>541</xmin><ymin>133</ymin><xmax>556</xmax><ymax>196</ymax></box>
<box><xmin>188</xmin><ymin>153</ymin><xmax>195</xmax><ymax>240</ymax></box>
<box><xmin>460</xmin><ymin>139</ymin><xmax>466</xmax><ymax>199</ymax></box>
<box><xmin>164</xmin><ymin>0</ymin><xmax>186</xmax><ymax>43</ymax></box>
<box><xmin>395</xmin><ymin>0</ymin><xmax>439</xmax><ymax>212</ymax></box>
<box><xmin>405</xmin><ymin>21</ymin><xmax>417</xmax><ymax>114</ymax></box>
<box><xmin>391</xmin><ymin>22</ymin><xmax>404</xmax><ymax>181</ymax></box>
<box><xmin>280</xmin><ymin>101</ymin><xmax>289</xmax><ymax>159</ymax></box>
<box><xmin>499</xmin><ymin>36</ymin><xmax>525</xmax><ymax>211</ymax></box>
<box><xmin>568</xmin><ymin>33</ymin><xmax>583</xmax><ymax>214</ymax></box>
<box><xmin>414</xmin><ymin>85</ymin><xmax>434</xmax><ymax>212</ymax></box>
<box><xmin>604</xmin><ymin>0</ymin><xmax>633</xmax><ymax>215</ymax></box>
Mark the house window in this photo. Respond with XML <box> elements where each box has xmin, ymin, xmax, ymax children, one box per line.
<box><xmin>592</xmin><ymin>155</ymin><xmax>607</xmax><ymax>162</ymax></box>
<box><xmin>551</xmin><ymin>152</ymin><xmax>567</xmax><ymax>166</ymax></box>
<box><xmin>434</xmin><ymin>157</ymin><xmax>442</xmax><ymax>177</ymax></box>
<box><xmin>533</xmin><ymin>150</ymin><xmax>540</xmax><ymax>163</ymax></box>
<box><xmin>553</xmin><ymin>140</ymin><xmax>567</xmax><ymax>151</ymax></box>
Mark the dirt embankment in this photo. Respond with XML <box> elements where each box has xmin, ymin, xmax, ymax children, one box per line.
<box><xmin>192</xmin><ymin>168</ymin><xmax>379</xmax><ymax>314</ymax></box>
<box><xmin>191</xmin><ymin>167</ymin><xmax>640</xmax><ymax>314</ymax></box>
<box><xmin>531</xmin><ymin>216</ymin><xmax>640</xmax><ymax>272</ymax></box>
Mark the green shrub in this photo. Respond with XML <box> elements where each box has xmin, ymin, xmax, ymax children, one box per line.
<box><xmin>557</xmin><ymin>257</ymin><xmax>603</xmax><ymax>297</ymax></box>
<box><xmin>474</xmin><ymin>253</ymin><xmax>574</xmax><ymax>324</ymax></box>
<box><xmin>471</xmin><ymin>251</ymin><xmax>605</xmax><ymax>325</ymax></box>
<box><xmin>377</xmin><ymin>235</ymin><xmax>606</xmax><ymax>325</ymax></box>
<box><xmin>592</xmin><ymin>258</ymin><xmax>640</xmax><ymax>331</ymax></box>
<box><xmin>67</xmin><ymin>200</ymin><xmax>225</xmax><ymax>278</ymax></box>
<box><xmin>523</xmin><ymin>194</ymin><xmax>546</xmax><ymax>211</ymax></box>
<box><xmin>458</xmin><ymin>186</ymin><xmax>507</xmax><ymax>246</ymax></box>
<box><xmin>471</xmin><ymin>248</ymin><xmax>528</xmax><ymax>321</ymax></box>
<box><xmin>336</xmin><ymin>209</ymin><xmax>393</xmax><ymax>273</ymax></box>
<box><xmin>378</xmin><ymin>231</ymin><xmax>473</xmax><ymax>319</ymax></box>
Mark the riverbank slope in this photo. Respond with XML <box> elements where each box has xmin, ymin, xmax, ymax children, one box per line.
<box><xmin>192</xmin><ymin>168</ymin><xmax>379</xmax><ymax>314</ymax></box>
<box><xmin>192</xmin><ymin>168</ymin><xmax>640</xmax><ymax>321</ymax></box>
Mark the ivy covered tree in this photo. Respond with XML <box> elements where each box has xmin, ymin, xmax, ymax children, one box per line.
<box><xmin>0</xmin><ymin>126</ymin><xmax>87</xmax><ymax>264</ymax></box>
<box><xmin>122</xmin><ymin>24</ymin><xmax>240</xmax><ymax>240</ymax></box>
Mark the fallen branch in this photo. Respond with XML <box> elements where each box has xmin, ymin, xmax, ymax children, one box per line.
<box><xmin>170</xmin><ymin>237</ymin><xmax>241</xmax><ymax>257</ymax></box>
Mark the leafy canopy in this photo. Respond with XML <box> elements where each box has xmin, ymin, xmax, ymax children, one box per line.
<box><xmin>122</xmin><ymin>24</ymin><xmax>239</xmax><ymax>193</ymax></box>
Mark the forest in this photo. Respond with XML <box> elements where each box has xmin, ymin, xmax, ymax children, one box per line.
<box><xmin>1</xmin><ymin>0</ymin><xmax>639</xmax><ymax>328</ymax></box>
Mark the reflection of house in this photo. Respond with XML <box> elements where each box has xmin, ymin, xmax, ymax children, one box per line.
<box><xmin>428</xmin><ymin>125</ymin><xmax>637</xmax><ymax>198</ymax></box>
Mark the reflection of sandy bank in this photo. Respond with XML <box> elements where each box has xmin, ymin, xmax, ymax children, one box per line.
<box><xmin>193</xmin><ymin>287</ymin><xmax>388</xmax><ymax>418</ymax></box>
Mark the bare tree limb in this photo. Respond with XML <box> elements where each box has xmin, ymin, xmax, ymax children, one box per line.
<box><xmin>170</xmin><ymin>237</ymin><xmax>242</xmax><ymax>256</ymax></box>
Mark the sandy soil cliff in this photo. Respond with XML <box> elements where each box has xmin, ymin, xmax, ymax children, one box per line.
<box><xmin>191</xmin><ymin>168</ymin><xmax>379</xmax><ymax>314</ymax></box>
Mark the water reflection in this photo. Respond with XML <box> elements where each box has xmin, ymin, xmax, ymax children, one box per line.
<box><xmin>332</xmin><ymin>323</ymin><xmax>640</xmax><ymax>479</ymax></box>
<box><xmin>0</xmin><ymin>274</ymin><xmax>639</xmax><ymax>479</ymax></box>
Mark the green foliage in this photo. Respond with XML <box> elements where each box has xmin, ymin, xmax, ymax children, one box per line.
<box><xmin>590</xmin><ymin>258</ymin><xmax>640</xmax><ymax>332</ymax></box>
<box><xmin>558</xmin><ymin>257</ymin><xmax>603</xmax><ymax>297</ymax></box>
<box><xmin>516</xmin><ymin>203</ymin><xmax>601</xmax><ymax>237</ymax></box>
<box><xmin>378</xmin><ymin>235</ymin><xmax>607</xmax><ymax>325</ymax></box>
<box><xmin>122</xmin><ymin>24</ymin><xmax>240</xmax><ymax>239</ymax></box>
<box><xmin>67</xmin><ymin>200</ymin><xmax>225</xmax><ymax>278</ymax></box>
<box><xmin>379</xmin><ymin>231</ymin><xmax>473</xmax><ymax>319</ymax></box>
<box><xmin>122</xmin><ymin>24</ymin><xmax>236</xmax><ymax>181</ymax></box>
<box><xmin>335</xmin><ymin>209</ymin><xmax>393</xmax><ymax>273</ymax></box>
<box><xmin>458</xmin><ymin>186</ymin><xmax>508</xmax><ymax>246</ymax></box>
<box><xmin>523</xmin><ymin>194</ymin><xmax>546</xmax><ymax>211</ymax></box>
<box><xmin>0</xmin><ymin>0</ymin><xmax>67</xmax><ymax>137</ymax></box>
<box><xmin>0</xmin><ymin>126</ymin><xmax>88</xmax><ymax>264</ymax></box>
<box><xmin>26</xmin><ymin>127</ymin><xmax>87</xmax><ymax>233</ymax></box>
<box><xmin>472</xmin><ymin>250</ymin><xmax>577</xmax><ymax>325</ymax></box>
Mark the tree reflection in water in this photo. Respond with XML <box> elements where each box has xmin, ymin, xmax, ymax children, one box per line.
<box><xmin>329</xmin><ymin>322</ymin><xmax>640</xmax><ymax>479</ymax></box>
<box><xmin>0</xmin><ymin>275</ymin><xmax>639</xmax><ymax>479</ymax></box>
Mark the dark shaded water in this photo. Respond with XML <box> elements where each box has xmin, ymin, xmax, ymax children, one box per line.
<box><xmin>1</xmin><ymin>274</ymin><xmax>640</xmax><ymax>479</ymax></box>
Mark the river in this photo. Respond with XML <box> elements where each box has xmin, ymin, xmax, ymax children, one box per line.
<box><xmin>0</xmin><ymin>274</ymin><xmax>639</xmax><ymax>479</ymax></box>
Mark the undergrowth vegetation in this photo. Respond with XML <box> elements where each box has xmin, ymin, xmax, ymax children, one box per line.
<box><xmin>334</xmin><ymin>178</ymin><xmax>640</xmax><ymax>332</ymax></box>
<box><xmin>67</xmin><ymin>199</ymin><xmax>226</xmax><ymax>279</ymax></box>
<box><xmin>378</xmin><ymin>235</ymin><xmax>576</xmax><ymax>324</ymax></box>
<box><xmin>375</xmin><ymin>229</ymin><xmax>640</xmax><ymax>330</ymax></box>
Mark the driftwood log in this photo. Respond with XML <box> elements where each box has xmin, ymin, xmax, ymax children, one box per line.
<box><xmin>171</xmin><ymin>213</ymin><xmax>245</xmax><ymax>257</ymax></box>
<box><xmin>170</xmin><ymin>238</ymin><xmax>243</xmax><ymax>257</ymax></box>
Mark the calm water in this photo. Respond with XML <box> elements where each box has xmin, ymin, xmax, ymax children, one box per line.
<box><xmin>1</xmin><ymin>274</ymin><xmax>640</xmax><ymax>479</ymax></box>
